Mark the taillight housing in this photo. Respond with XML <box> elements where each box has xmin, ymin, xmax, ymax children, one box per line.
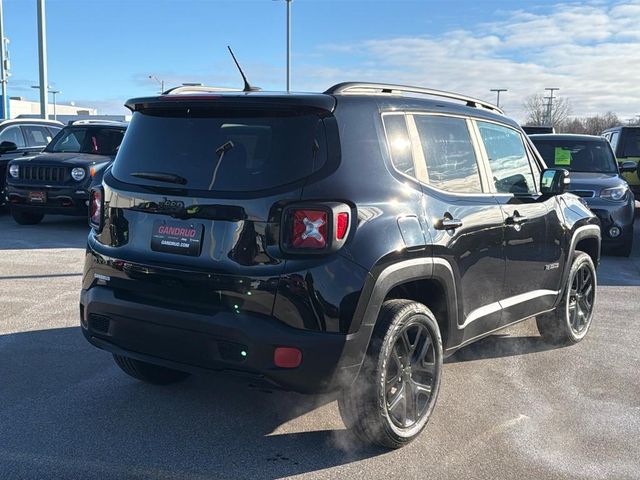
<box><xmin>282</xmin><ymin>202</ymin><xmax>351</xmax><ymax>254</ymax></box>
<box><xmin>89</xmin><ymin>187</ymin><xmax>104</xmax><ymax>231</ymax></box>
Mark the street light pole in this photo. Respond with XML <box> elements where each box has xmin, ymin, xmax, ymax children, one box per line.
<box><xmin>37</xmin><ymin>0</ymin><xmax>48</xmax><ymax>119</ymax></box>
<box><xmin>0</xmin><ymin>0</ymin><xmax>8</xmax><ymax>119</ymax></box>
<box><xmin>148</xmin><ymin>75</ymin><xmax>164</xmax><ymax>94</ymax></box>
<box><xmin>490</xmin><ymin>88</ymin><xmax>507</xmax><ymax>108</ymax></box>
<box><xmin>286</xmin><ymin>0</ymin><xmax>291</xmax><ymax>92</ymax></box>
<box><xmin>49</xmin><ymin>89</ymin><xmax>60</xmax><ymax>120</ymax></box>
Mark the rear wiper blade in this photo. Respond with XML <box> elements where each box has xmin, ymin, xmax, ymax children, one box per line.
<box><xmin>130</xmin><ymin>171</ymin><xmax>187</xmax><ymax>185</ymax></box>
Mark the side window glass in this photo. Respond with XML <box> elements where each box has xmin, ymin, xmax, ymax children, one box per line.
<box><xmin>610</xmin><ymin>132</ymin><xmax>619</xmax><ymax>152</ymax></box>
<box><xmin>0</xmin><ymin>126</ymin><xmax>26</xmax><ymax>148</ymax></box>
<box><xmin>23</xmin><ymin>126</ymin><xmax>53</xmax><ymax>148</ymax></box>
<box><xmin>478</xmin><ymin>121</ymin><xmax>536</xmax><ymax>195</ymax></box>
<box><xmin>382</xmin><ymin>114</ymin><xmax>415</xmax><ymax>178</ymax></box>
<box><xmin>413</xmin><ymin>115</ymin><xmax>482</xmax><ymax>193</ymax></box>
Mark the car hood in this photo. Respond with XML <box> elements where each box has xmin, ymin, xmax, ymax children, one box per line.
<box><xmin>567</xmin><ymin>171</ymin><xmax>625</xmax><ymax>193</ymax></box>
<box><xmin>11</xmin><ymin>152</ymin><xmax>113</xmax><ymax>166</ymax></box>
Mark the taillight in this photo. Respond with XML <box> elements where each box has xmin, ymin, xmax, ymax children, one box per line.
<box><xmin>292</xmin><ymin>209</ymin><xmax>328</xmax><ymax>249</ymax></box>
<box><xmin>336</xmin><ymin>212</ymin><xmax>349</xmax><ymax>240</ymax></box>
<box><xmin>282</xmin><ymin>203</ymin><xmax>351</xmax><ymax>254</ymax></box>
<box><xmin>89</xmin><ymin>187</ymin><xmax>103</xmax><ymax>230</ymax></box>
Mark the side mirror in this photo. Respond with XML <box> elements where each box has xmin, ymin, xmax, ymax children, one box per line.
<box><xmin>0</xmin><ymin>140</ymin><xmax>18</xmax><ymax>153</ymax></box>
<box><xmin>619</xmin><ymin>161</ymin><xmax>636</xmax><ymax>173</ymax></box>
<box><xmin>540</xmin><ymin>168</ymin><xmax>570</xmax><ymax>195</ymax></box>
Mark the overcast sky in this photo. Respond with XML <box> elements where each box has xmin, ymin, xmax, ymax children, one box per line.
<box><xmin>3</xmin><ymin>0</ymin><xmax>639</xmax><ymax>122</ymax></box>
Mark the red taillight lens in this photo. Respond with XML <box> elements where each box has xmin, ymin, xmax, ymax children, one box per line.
<box><xmin>89</xmin><ymin>188</ymin><xmax>103</xmax><ymax>229</ymax></box>
<box><xmin>291</xmin><ymin>209</ymin><xmax>328</xmax><ymax>249</ymax></box>
<box><xmin>336</xmin><ymin>212</ymin><xmax>349</xmax><ymax>240</ymax></box>
<box><xmin>274</xmin><ymin>347</ymin><xmax>302</xmax><ymax>368</ymax></box>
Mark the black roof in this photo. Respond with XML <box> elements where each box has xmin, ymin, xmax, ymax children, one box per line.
<box><xmin>602</xmin><ymin>125</ymin><xmax>640</xmax><ymax>133</ymax></box>
<box><xmin>124</xmin><ymin>82</ymin><xmax>516</xmax><ymax>127</ymax></box>
<box><xmin>529</xmin><ymin>134</ymin><xmax>607</xmax><ymax>142</ymax></box>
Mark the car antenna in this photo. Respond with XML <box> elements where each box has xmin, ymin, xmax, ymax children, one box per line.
<box><xmin>227</xmin><ymin>46</ymin><xmax>261</xmax><ymax>92</ymax></box>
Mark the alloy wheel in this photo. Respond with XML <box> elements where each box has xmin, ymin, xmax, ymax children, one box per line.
<box><xmin>568</xmin><ymin>263</ymin><xmax>595</xmax><ymax>335</ymax></box>
<box><xmin>384</xmin><ymin>321</ymin><xmax>437</xmax><ymax>429</ymax></box>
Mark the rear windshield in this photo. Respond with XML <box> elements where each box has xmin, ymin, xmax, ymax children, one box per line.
<box><xmin>45</xmin><ymin>127</ymin><xmax>124</xmax><ymax>155</ymax></box>
<box><xmin>112</xmin><ymin>110</ymin><xmax>327</xmax><ymax>192</ymax></box>
<box><xmin>621</xmin><ymin>129</ymin><xmax>640</xmax><ymax>157</ymax></box>
<box><xmin>531</xmin><ymin>138</ymin><xmax>617</xmax><ymax>173</ymax></box>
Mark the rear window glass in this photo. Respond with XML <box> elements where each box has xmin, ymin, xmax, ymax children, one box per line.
<box><xmin>531</xmin><ymin>138</ymin><xmax>617</xmax><ymax>173</ymax></box>
<box><xmin>46</xmin><ymin>127</ymin><xmax>124</xmax><ymax>155</ymax></box>
<box><xmin>621</xmin><ymin>129</ymin><xmax>640</xmax><ymax>157</ymax></box>
<box><xmin>112</xmin><ymin>111</ymin><xmax>327</xmax><ymax>192</ymax></box>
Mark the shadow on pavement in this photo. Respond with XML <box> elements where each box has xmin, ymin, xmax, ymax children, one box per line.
<box><xmin>447</xmin><ymin>333</ymin><xmax>559</xmax><ymax>363</ymax></box>
<box><xmin>0</xmin><ymin>215</ymin><xmax>88</xmax><ymax>250</ymax></box>
<box><xmin>0</xmin><ymin>327</ymin><xmax>384</xmax><ymax>480</ymax></box>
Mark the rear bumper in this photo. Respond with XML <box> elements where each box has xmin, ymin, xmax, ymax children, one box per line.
<box><xmin>5</xmin><ymin>183</ymin><xmax>89</xmax><ymax>216</ymax></box>
<box><xmin>80</xmin><ymin>286</ymin><xmax>370</xmax><ymax>393</ymax></box>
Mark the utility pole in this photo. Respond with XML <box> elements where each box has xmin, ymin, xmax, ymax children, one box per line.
<box><xmin>37</xmin><ymin>0</ymin><xmax>48</xmax><ymax>119</ymax></box>
<box><xmin>490</xmin><ymin>88</ymin><xmax>507</xmax><ymax>108</ymax></box>
<box><xmin>544</xmin><ymin>87</ymin><xmax>559</xmax><ymax>126</ymax></box>
<box><xmin>0</xmin><ymin>0</ymin><xmax>9</xmax><ymax>119</ymax></box>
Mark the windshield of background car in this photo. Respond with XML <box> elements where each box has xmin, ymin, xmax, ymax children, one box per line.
<box><xmin>45</xmin><ymin>127</ymin><xmax>125</xmax><ymax>155</ymax></box>
<box><xmin>111</xmin><ymin>110</ymin><xmax>327</xmax><ymax>193</ymax></box>
<box><xmin>621</xmin><ymin>129</ymin><xmax>640</xmax><ymax>157</ymax></box>
<box><xmin>531</xmin><ymin>138</ymin><xmax>618</xmax><ymax>173</ymax></box>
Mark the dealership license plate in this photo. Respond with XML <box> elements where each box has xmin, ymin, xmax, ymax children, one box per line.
<box><xmin>150</xmin><ymin>220</ymin><xmax>204</xmax><ymax>257</ymax></box>
<box><xmin>27</xmin><ymin>191</ymin><xmax>47</xmax><ymax>204</ymax></box>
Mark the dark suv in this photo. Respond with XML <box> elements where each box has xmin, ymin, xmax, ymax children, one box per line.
<box><xmin>5</xmin><ymin>120</ymin><xmax>126</xmax><ymax>224</ymax></box>
<box><xmin>81</xmin><ymin>83</ymin><xmax>600</xmax><ymax>449</ymax></box>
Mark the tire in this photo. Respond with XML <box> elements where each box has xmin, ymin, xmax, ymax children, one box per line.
<box><xmin>536</xmin><ymin>251</ymin><xmax>596</xmax><ymax>345</ymax></box>
<box><xmin>11</xmin><ymin>209</ymin><xmax>44</xmax><ymax>225</ymax></box>
<box><xmin>338</xmin><ymin>299</ymin><xmax>443</xmax><ymax>449</ymax></box>
<box><xmin>113</xmin><ymin>354</ymin><xmax>191</xmax><ymax>385</ymax></box>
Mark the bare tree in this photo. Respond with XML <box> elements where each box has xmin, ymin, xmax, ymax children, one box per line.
<box><xmin>523</xmin><ymin>94</ymin><xmax>571</xmax><ymax>127</ymax></box>
<box><xmin>558</xmin><ymin>112</ymin><xmax>621</xmax><ymax>135</ymax></box>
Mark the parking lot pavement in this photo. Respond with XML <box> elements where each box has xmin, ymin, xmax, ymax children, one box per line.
<box><xmin>1</xmin><ymin>212</ymin><xmax>639</xmax><ymax>480</ymax></box>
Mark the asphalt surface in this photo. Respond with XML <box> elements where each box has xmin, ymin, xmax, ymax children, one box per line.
<box><xmin>1</xmin><ymin>212</ymin><xmax>639</xmax><ymax>480</ymax></box>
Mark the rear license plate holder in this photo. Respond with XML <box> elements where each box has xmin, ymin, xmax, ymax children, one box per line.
<box><xmin>151</xmin><ymin>220</ymin><xmax>204</xmax><ymax>257</ymax></box>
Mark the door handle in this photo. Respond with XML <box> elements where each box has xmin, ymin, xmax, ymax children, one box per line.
<box><xmin>437</xmin><ymin>217</ymin><xmax>463</xmax><ymax>230</ymax></box>
<box><xmin>506</xmin><ymin>212</ymin><xmax>528</xmax><ymax>225</ymax></box>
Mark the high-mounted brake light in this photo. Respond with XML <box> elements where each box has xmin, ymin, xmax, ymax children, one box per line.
<box><xmin>282</xmin><ymin>203</ymin><xmax>352</xmax><ymax>254</ymax></box>
<box><xmin>89</xmin><ymin>187</ymin><xmax>104</xmax><ymax>230</ymax></box>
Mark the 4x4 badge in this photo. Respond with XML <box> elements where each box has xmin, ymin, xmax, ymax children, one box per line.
<box><xmin>545</xmin><ymin>262</ymin><xmax>560</xmax><ymax>271</ymax></box>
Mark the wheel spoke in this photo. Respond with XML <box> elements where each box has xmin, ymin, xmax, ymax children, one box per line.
<box><xmin>391</xmin><ymin>348</ymin><xmax>402</xmax><ymax>371</ymax></box>
<box><xmin>405</xmin><ymin>383</ymin><xmax>418</xmax><ymax>425</ymax></box>
<box><xmin>387</xmin><ymin>381</ymin><xmax>405</xmax><ymax>415</ymax></box>
<box><xmin>414</xmin><ymin>333</ymin><xmax>432</xmax><ymax>366</ymax></box>
<box><xmin>400</xmin><ymin>331</ymin><xmax>412</xmax><ymax>357</ymax></box>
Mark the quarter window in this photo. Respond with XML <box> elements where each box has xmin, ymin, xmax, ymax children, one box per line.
<box><xmin>477</xmin><ymin>121</ymin><xmax>536</xmax><ymax>194</ymax></box>
<box><xmin>609</xmin><ymin>132</ymin><xmax>620</xmax><ymax>153</ymax></box>
<box><xmin>413</xmin><ymin>115</ymin><xmax>482</xmax><ymax>193</ymax></box>
<box><xmin>382</xmin><ymin>114</ymin><xmax>415</xmax><ymax>178</ymax></box>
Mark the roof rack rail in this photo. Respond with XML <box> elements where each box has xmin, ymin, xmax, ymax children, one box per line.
<box><xmin>163</xmin><ymin>85</ymin><xmax>242</xmax><ymax>95</ymax></box>
<box><xmin>324</xmin><ymin>82</ymin><xmax>503</xmax><ymax>114</ymax></box>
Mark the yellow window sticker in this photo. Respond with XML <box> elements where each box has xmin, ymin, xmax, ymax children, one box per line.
<box><xmin>555</xmin><ymin>147</ymin><xmax>571</xmax><ymax>165</ymax></box>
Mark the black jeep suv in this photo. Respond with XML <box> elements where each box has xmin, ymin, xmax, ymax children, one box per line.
<box><xmin>81</xmin><ymin>83</ymin><xmax>600</xmax><ymax>449</ymax></box>
<box><xmin>5</xmin><ymin>120</ymin><xmax>126</xmax><ymax>224</ymax></box>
